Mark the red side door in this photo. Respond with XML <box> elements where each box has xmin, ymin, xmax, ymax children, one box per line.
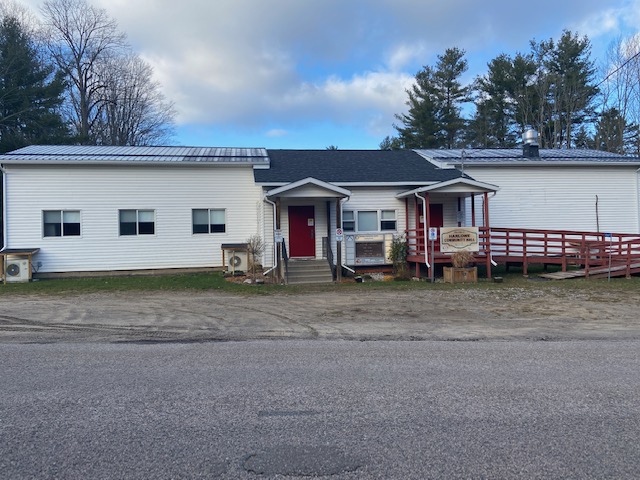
<box><xmin>288</xmin><ymin>206</ymin><xmax>316</xmax><ymax>257</ymax></box>
<box><xmin>420</xmin><ymin>204</ymin><xmax>444</xmax><ymax>251</ymax></box>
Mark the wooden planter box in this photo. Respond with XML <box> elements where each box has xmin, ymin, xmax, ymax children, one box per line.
<box><xmin>443</xmin><ymin>266</ymin><xmax>478</xmax><ymax>284</ymax></box>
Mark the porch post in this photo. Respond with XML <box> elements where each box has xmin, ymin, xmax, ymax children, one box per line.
<box><xmin>471</xmin><ymin>195</ymin><xmax>476</xmax><ymax>227</ymax></box>
<box><xmin>457</xmin><ymin>197</ymin><xmax>462</xmax><ymax>227</ymax></box>
<box><xmin>335</xmin><ymin>199</ymin><xmax>342</xmax><ymax>282</ymax></box>
<box><xmin>483</xmin><ymin>192</ymin><xmax>492</xmax><ymax>280</ymax></box>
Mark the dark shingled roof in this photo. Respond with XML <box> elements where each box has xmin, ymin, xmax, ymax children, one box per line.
<box><xmin>256</xmin><ymin>150</ymin><xmax>463</xmax><ymax>184</ymax></box>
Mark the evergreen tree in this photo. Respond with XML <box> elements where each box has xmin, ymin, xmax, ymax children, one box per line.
<box><xmin>546</xmin><ymin>31</ymin><xmax>598</xmax><ymax>148</ymax></box>
<box><xmin>393</xmin><ymin>47</ymin><xmax>470</xmax><ymax>149</ymax></box>
<box><xmin>378</xmin><ymin>135</ymin><xmax>403</xmax><ymax>150</ymax></box>
<box><xmin>434</xmin><ymin>47</ymin><xmax>469</xmax><ymax>148</ymax></box>
<box><xmin>468</xmin><ymin>54</ymin><xmax>519</xmax><ymax>147</ymax></box>
<box><xmin>0</xmin><ymin>15</ymin><xmax>68</xmax><ymax>152</ymax></box>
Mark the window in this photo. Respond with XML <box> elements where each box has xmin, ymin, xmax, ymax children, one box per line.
<box><xmin>357</xmin><ymin>211</ymin><xmax>378</xmax><ymax>232</ymax></box>
<box><xmin>342</xmin><ymin>209</ymin><xmax>398</xmax><ymax>233</ymax></box>
<box><xmin>119</xmin><ymin>209</ymin><xmax>155</xmax><ymax>236</ymax></box>
<box><xmin>342</xmin><ymin>211</ymin><xmax>355</xmax><ymax>232</ymax></box>
<box><xmin>192</xmin><ymin>209</ymin><xmax>226</xmax><ymax>234</ymax></box>
<box><xmin>43</xmin><ymin>210</ymin><xmax>80</xmax><ymax>237</ymax></box>
<box><xmin>381</xmin><ymin>210</ymin><xmax>397</xmax><ymax>231</ymax></box>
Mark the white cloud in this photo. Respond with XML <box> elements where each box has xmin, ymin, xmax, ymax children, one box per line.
<box><xmin>265</xmin><ymin>129</ymin><xmax>288</xmax><ymax>138</ymax></box>
<box><xmin>15</xmin><ymin>0</ymin><xmax>640</xmax><ymax>146</ymax></box>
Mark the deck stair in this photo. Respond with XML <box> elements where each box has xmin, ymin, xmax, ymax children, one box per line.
<box><xmin>286</xmin><ymin>259</ymin><xmax>334</xmax><ymax>285</ymax></box>
<box><xmin>538</xmin><ymin>261</ymin><xmax>640</xmax><ymax>280</ymax></box>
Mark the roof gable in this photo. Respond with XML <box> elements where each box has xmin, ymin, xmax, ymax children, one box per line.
<box><xmin>265</xmin><ymin>177</ymin><xmax>351</xmax><ymax>198</ymax></box>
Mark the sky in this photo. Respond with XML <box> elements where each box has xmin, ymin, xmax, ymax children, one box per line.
<box><xmin>17</xmin><ymin>0</ymin><xmax>640</xmax><ymax>149</ymax></box>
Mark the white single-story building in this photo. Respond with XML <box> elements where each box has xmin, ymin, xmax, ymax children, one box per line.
<box><xmin>1</xmin><ymin>139</ymin><xmax>639</xmax><ymax>281</ymax></box>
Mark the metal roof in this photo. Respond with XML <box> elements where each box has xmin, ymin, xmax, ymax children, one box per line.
<box><xmin>414</xmin><ymin>148</ymin><xmax>640</xmax><ymax>166</ymax></box>
<box><xmin>0</xmin><ymin>145</ymin><xmax>270</xmax><ymax>165</ymax></box>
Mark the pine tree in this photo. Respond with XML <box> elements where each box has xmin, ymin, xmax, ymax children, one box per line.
<box><xmin>393</xmin><ymin>48</ymin><xmax>470</xmax><ymax>149</ymax></box>
<box><xmin>0</xmin><ymin>15</ymin><xmax>68</xmax><ymax>152</ymax></box>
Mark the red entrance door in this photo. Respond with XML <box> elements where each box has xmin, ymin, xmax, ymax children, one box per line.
<box><xmin>288</xmin><ymin>206</ymin><xmax>316</xmax><ymax>257</ymax></box>
<box><xmin>420</xmin><ymin>204</ymin><xmax>444</xmax><ymax>251</ymax></box>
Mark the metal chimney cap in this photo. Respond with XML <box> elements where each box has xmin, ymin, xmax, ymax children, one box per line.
<box><xmin>523</xmin><ymin>128</ymin><xmax>539</xmax><ymax>146</ymax></box>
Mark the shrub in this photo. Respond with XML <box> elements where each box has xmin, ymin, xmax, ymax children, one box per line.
<box><xmin>451</xmin><ymin>250</ymin><xmax>474</xmax><ymax>268</ymax></box>
<box><xmin>389</xmin><ymin>234</ymin><xmax>409</xmax><ymax>278</ymax></box>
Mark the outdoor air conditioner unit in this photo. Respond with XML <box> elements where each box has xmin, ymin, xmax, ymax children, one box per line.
<box><xmin>5</xmin><ymin>258</ymin><xmax>30</xmax><ymax>283</ymax></box>
<box><xmin>227</xmin><ymin>251</ymin><xmax>249</xmax><ymax>274</ymax></box>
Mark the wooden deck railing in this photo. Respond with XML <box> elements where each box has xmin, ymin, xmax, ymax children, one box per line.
<box><xmin>406</xmin><ymin>226</ymin><xmax>640</xmax><ymax>277</ymax></box>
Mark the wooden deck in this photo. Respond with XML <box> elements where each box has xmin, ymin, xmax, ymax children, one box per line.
<box><xmin>406</xmin><ymin>227</ymin><xmax>640</xmax><ymax>280</ymax></box>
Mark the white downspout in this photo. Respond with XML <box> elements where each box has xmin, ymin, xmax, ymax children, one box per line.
<box><xmin>339</xmin><ymin>196</ymin><xmax>355</xmax><ymax>274</ymax></box>
<box><xmin>415</xmin><ymin>192</ymin><xmax>430</xmax><ymax>268</ymax></box>
<box><xmin>0</xmin><ymin>164</ymin><xmax>6</xmax><ymax>252</ymax></box>
<box><xmin>263</xmin><ymin>196</ymin><xmax>278</xmax><ymax>275</ymax></box>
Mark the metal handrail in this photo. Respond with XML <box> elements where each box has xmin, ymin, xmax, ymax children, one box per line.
<box><xmin>281</xmin><ymin>239</ymin><xmax>289</xmax><ymax>283</ymax></box>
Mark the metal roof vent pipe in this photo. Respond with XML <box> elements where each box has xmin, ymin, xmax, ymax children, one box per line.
<box><xmin>522</xmin><ymin>127</ymin><xmax>540</xmax><ymax>158</ymax></box>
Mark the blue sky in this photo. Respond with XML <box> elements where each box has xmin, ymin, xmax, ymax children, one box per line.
<box><xmin>21</xmin><ymin>0</ymin><xmax>640</xmax><ymax>149</ymax></box>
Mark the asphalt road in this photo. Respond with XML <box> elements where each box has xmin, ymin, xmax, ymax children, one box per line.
<box><xmin>2</xmin><ymin>340</ymin><xmax>640</xmax><ymax>479</ymax></box>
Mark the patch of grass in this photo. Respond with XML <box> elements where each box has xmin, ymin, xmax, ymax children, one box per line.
<box><xmin>2</xmin><ymin>267</ymin><xmax>640</xmax><ymax>296</ymax></box>
<box><xmin>0</xmin><ymin>272</ymin><xmax>288</xmax><ymax>296</ymax></box>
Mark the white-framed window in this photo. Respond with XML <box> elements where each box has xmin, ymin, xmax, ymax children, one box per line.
<box><xmin>342</xmin><ymin>209</ymin><xmax>398</xmax><ymax>233</ymax></box>
<box><xmin>119</xmin><ymin>209</ymin><xmax>155</xmax><ymax>236</ymax></box>
<box><xmin>192</xmin><ymin>209</ymin><xmax>226</xmax><ymax>234</ymax></box>
<box><xmin>357</xmin><ymin>211</ymin><xmax>378</xmax><ymax>232</ymax></box>
<box><xmin>380</xmin><ymin>210</ymin><xmax>397</xmax><ymax>231</ymax></box>
<box><xmin>43</xmin><ymin>210</ymin><xmax>81</xmax><ymax>237</ymax></box>
<box><xmin>342</xmin><ymin>211</ymin><xmax>355</xmax><ymax>232</ymax></box>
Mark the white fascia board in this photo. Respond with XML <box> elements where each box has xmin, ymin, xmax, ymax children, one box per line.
<box><xmin>451</xmin><ymin>161</ymin><xmax>640</xmax><ymax>167</ymax></box>
<box><xmin>265</xmin><ymin>177</ymin><xmax>351</xmax><ymax>197</ymax></box>
<box><xmin>258</xmin><ymin>181</ymin><xmax>438</xmax><ymax>188</ymax></box>
<box><xmin>397</xmin><ymin>178</ymin><xmax>500</xmax><ymax>198</ymax></box>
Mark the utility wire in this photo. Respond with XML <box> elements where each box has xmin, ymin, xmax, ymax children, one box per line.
<box><xmin>595</xmin><ymin>48</ymin><xmax>640</xmax><ymax>89</ymax></box>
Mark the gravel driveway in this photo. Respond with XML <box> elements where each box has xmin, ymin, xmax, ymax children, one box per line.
<box><xmin>1</xmin><ymin>285</ymin><xmax>639</xmax><ymax>343</ymax></box>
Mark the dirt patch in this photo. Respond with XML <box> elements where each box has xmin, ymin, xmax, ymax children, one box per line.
<box><xmin>1</xmin><ymin>286</ymin><xmax>639</xmax><ymax>343</ymax></box>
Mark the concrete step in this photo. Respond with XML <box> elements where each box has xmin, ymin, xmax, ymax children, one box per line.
<box><xmin>286</xmin><ymin>259</ymin><xmax>334</xmax><ymax>284</ymax></box>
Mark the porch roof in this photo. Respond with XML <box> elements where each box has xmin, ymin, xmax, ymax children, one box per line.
<box><xmin>397</xmin><ymin>177</ymin><xmax>499</xmax><ymax>198</ymax></box>
<box><xmin>265</xmin><ymin>177</ymin><xmax>351</xmax><ymax>198</ymax></box>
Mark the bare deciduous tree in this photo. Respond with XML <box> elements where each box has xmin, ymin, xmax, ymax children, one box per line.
<box><xmin>95</xmin><ymin>54</ymin><xmax>175</xmax><ymax>146</ymax></box>
<box><xmin>41</xmin><ymin>0</ymin><xmax>126</xmax><ymax>144</ymax></box>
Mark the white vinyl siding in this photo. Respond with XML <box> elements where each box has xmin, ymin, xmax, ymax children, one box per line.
<box><xmin>464</xmin><ymin>166</ymin><xmax>640</xmax><ymax>233</ymax></box>
<box><xmin>5</xmin><ymin>165</ymin><xmax>262</xmax><ymax>273</ymax></box>
<box><xmin>333</xmin><ymin>187</ymin><xmax>407</xmax><ymax>265</ymax></box>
